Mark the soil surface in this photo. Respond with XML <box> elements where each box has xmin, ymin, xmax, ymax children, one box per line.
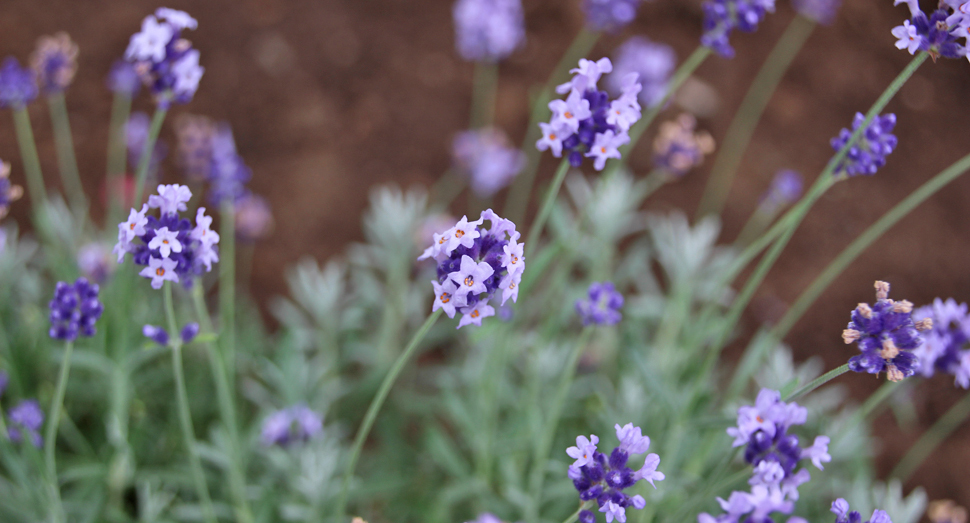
<box><xmin>1</xmin><ymin>0</ymin><xmax>968</xmax><ymax>513</ymax></box>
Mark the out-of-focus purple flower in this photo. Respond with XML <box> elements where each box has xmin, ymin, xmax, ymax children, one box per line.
<box><xmin>0</xmin><ymin>371</ymin><xmax>8</xmax><ymax>400</ymax></box>
<box><xmin>702</xmin><ymin>0</ymin><xmax>776</xmax><ymax>58</ymax></box>
<box><xmin>466</xmin><ymin>514</ymin><xmax>503</xmax><ymax>523</ymax></box>
<box><xmin>792</xmin><ymin>0</ymin><xmax>841</xmax><ymax>24</ymax></box>
<box><xmin>124</xmin><ymin>8</ymin><xmax>204</xmax><ymax>106</ymax></box>
<box><xmin>208</xmin><ymin>123</ymin><xmax>252</xmax><ymax>205</ymax></box>
<box><xmin>235</xmin><ymin>193</ymin><xmax>274</xmax><ymax>241</ymax></box>
<box><xmin>127</xmin><ymin>112</ymin><xmax>168</xmax><ymax>178</ymax></box>
<box><xmin>800</xmin><ymin>436</ymin><xmax>831</xmax><ymax>470</ymax></box>
<box><xmin>261</xmin><ymin>405</ymin><xmax>323</xmax><ymax>446</ymax></box>
<box><xmin>78</xmin><ymin>243</ymin><xmax>115</xmax><ymax>284</ymax></box>
<box><xmin>8</xmin><ymin>399</ymin><xmax>44</xmax><ymax>447</ymax></box>
<box><xmin>0</xmin><ymin>160</ymin><xmax>23</xmax><ymax>219</ymax></box>
<box><xmin>0</xmin><ymin>57</ymin><xmax>38</xmax><ymax>108</ymax></box>
<box><xmin>30</xmin><ymin>32</ymin><xmax>79</xmax><ymax>94</ymax></box>
<box><xmin>830</xmin><ymin>113</ymin><xmax>897</xmax><ymax>178</ymax></box>
<box><xmin>912</xmin><ymin>298</ymin><xmax>970</xmax><ymax>389</ymax></box>
<box><xmin>653</xmin><ymin>114</ymin><xmax>715</xmax><ymax>178</ymax></box>
<box><xmin>607</xmin><ymin>36</ymin><xmax>676</xmax><ymax>108</ymax></box>
<box><xmin>832</xmin><ymin>499</ymin><xmax>894</xmax><ymax>523</ymax></box>
<box><xmin>452</xmin><ymin>128</ymin><xmax>526</xmax><ymax>197</ymax></box>
<box><xmin>180</xmin><ymin>323</ymin><xmax>200</xmax><ymax>344</ymax></box>
<box><xmin>174</xmin><ymin>113</ymin><xmax>216</xmax><ymax>182</ymax></box>
<box><xmin>843</xmin><ymin>281</ymin><xmax>930</xmax><ymax>382</ymax></box>
<box><xmin>891</xmin><ymin>7</ymin><xmax>967</xmax><ymax>60</ymax></box>
<box><xmin>583</xmin><ymin>0</ymin><xmax>645</xmax><ymax>32</ymax></box>
<box><xmin>758</xmin><ymin>170</ymin><xmax>803</xmax><ymax>215</ymax></box>
<box><xmin>49</xmin><ymin>278</ymin><xmax>104</xmax><ymax>341</ymax></box>
<box><xmin>576</xmin><ymin>282</ymin><xmax>624</xmax><ymax>326</ymax></box>
<box><xmin>143</xmin><ymin>324</ymin><xmax>170</xmax><ymax>346</ymax></box>
<box><xmin>107</xmin><ymin>59</ymin><xmax>141</xmax><ymax>97</ymax></box>
<box><xmin>453</xmin><ymin>0</ymin><xmax>525</xmax><ymax>62</ymax></box>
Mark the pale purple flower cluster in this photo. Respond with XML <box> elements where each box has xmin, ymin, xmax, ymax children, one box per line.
<box><xmin>702</xmin><ymin>389</ymin><xmax>830</xmax><ymax>523</ymax></box>
<box><xmin>537</xmin><ymin>58</ymin><xmax>642</xmax><ymax>170</ymax></box>
<box><xmin>831</xmin><ymin>499</ymin><xmax>893</xmax><ymax>523</ymax></box>
<box><xmin>452</xmin><ymin>0</ymin><xmax>525</xmax><ymax>62</ymax></box>
<box><xmin>174</xmin><ymin>114</ymin><xmax>216</xmax><ymax>182</ymax></box>
<box><xmin>143</xmin><ymin>323</ymin><xmax>199</xmax><ymax>346</ymax></box>
<box><xmin>0</xmin><ymin>57</ymin><xmax>38</xmax><ymax>108</ymax></box>
<box><xmin>261</xmin><ymin>405</ymin><xmax>323</xmax><ymax>446</ymax></box>
<box><xmin>830</xmin><ymin>113</ymin><xmax>897</xmax><ymax>178</ymax></box>
<box><xmin>207</xmin><ymin>124</ymin><xmax>253</xmax><ymax>205</ymax></box>
<box><xmin>7</xmin><ymin>399</ymin><xmax>44</xmax><ymax>448</ymax></box>
<box><xmin>235</xmin><ymin>194</ymin><xmax>274</xmax><ymax>241</ymax></box>
<box><xmin>576</xmin><ymin>282</ymin><xmax>624</xmax><ymax>326</ymax></box>
<box><xmin>30</xmin><ymin>32</ymin><xmax>79</xmax><ymax>95</ymax></box>
<box><xmin>567</xmin><ymin>423</ymin><xmax>665</xmax><ymax>523</ymax></box>
<box><xmin>701</xmin><ymin>0</ymin><xmax>776</xmax><ymax>58</ymax></box>
<box><xmin>465</xmin><ymin>514</ymin><xmax>502</xmax><ymax>523</ymax></box>
<box><xmin>78</xmin><ymin>243</ymin><xmax>115</xmax><ymax>284</ymax></box>
<box><xmin>583</xmin><ymin>0</ymin><xmax>644</xmax><ymax>32</ymax></box>
<box><xmin>113</xmin><ymin>184</ymin><xmax>220</xmax><ymax>289</ymax></box>
<box><xmin>419</xmin><ymin>209</ymin><xmax>524</xmax><ymax>329</ymax></box>
<box><xmin>653</xmin><ymin>114</ymin><xmax>715</xmax><ymax>178</ymax></box>
<box><xmin>0</xmin><ymin>161</ymin><xmax>23</xmax><ymax>219</ymax></box>
<box><xmin>842</xmin><ymin>281</ymin><xmax>931</xmax><ymax>382</ymax></box>
<box><xmin>107</xmin><ymin>59</ymin><xmax>141</xmax><ymax>97</ymax></box>
<box><xmin>607</xmin><ymin>37</ymin><xmax>676</xmax><ymax>108</ymax></box>
<box><xmin>892</xmin><ymin>2</ymin><xmax>968</xmax><ymax>60</ymax></box>
<box><xmin>912</xmin><ymin>299</ymin><xmax>970</xmax><ymax>389</ymax></box>
<box><xmin>124</xmin><ymin>8</ymin><xmax>204</xmax><ymax>106</ymax></box>
<box><xmin>792</xmin><ymin>0</ymin><xmax>842</xmax><ymax>24</ymax></box>
<box><xmin>49</xmin><ymin>278</ymin><xmax>104</xmax><ymax>341</ymax></box>
<box><xmin>758</xmin><ymin>170</ymin><xmax>803</xmax><ymax>215</ymax></box>
<box><xmin>452</xmin><ymin>127</ymin><xmax>526</xmax><ymax>197</ymax></box>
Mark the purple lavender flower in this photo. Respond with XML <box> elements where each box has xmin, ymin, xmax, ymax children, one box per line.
<box><xmin>653</xmin><ymin>114</ymin><xmax>715</xmax><ymax>178</ymax></box>
<box><xmin>568</xmin><ymin>424</ymin><xmax>664</xmax><ymax>523</ymax></box>
<box><xmin>180</xmin><ymin>323</ymin><xmax>200</xmax><ymax>344</ymax></box>
<box><xmin>235</xmin><ymin>194</ymin><xmax>274</xmax><ymax>241</ymax></box>
<box><xmin>583</xmin><ymin>0</ymin><xmax>644</xmax><ymax>32</ymax></box>
<box><xmin>0</xmin><ymin>57</ymin><xmax>38</xmax><ymax>108</ymax></box>
<box><xmin>30</xmin><ymin>32</ymin><xmax>79</xmax><ymax>94</ymax></box>
<box><xmin>830</xmin><ymin>113</ymin><xmax>897</xmax><ymax>178</ymax></box>
<box><xmin>452</xmin><ymin>128</ymin><xmax>526</xmax><ymax>197</ymax></box>
<box><xmin>261</xmin><ymin>405</ymin><xmax>323</xmax><ymax>446</ymax></box>
<box><xmin>607</xmin><ymin>37</ymin><xmax>676</xmax><ymax>108</ymax></box>
<box><xmin>576</xmin><ymin>282</ymin><xmax>624</xmax><ymax>326</ymax></box>
<box><xmin>77</xmin><ymin>243</ymin><xmax>115</xmax><ymax>284</ymax></box>
<box><xmin>143</xmin><ymin>324</ymin><xmax>170</xmax><ymax>345</ymax></box>
<box><xmin>452</xmin><ymin>0</ymin><xmax>525</xmax><ymax>62</ymax></box>
<box><xmin>832</xmin><ymin>499</ymin><xmax>893</xmax><ymax>523</ymax></box>
<box><xmin>127</xmin><ymin>112</ymin><xmax>168</xmax><ymax>179</ymax></box>
<box><xmin>843</xmin><ymin>281</ymin><xmax>930</xmax><ymax>382</ymax></box>
<box><xmin>537</xmin><ymin>58</ymin><xmax>642</xmax><ymax>171</ymax></box>
<box><xmin>891</xmin><ymin>6</ymin><xmax>967</xmax><ymax>60</ymax></box>
<box><xmin>49</xmin><ymin>278</ymin><xmax>104</xmax><ymax>341</ymax></box>
<box><xmin>912</xmin><ymin>298</ymin><xmax>970</xmax><ymax>389</ymax></box>
<box><xmin>107</xmin><ymin>59</ymin><xmax>141</xmax><ymax>97</ymax></box>
<box><xmin>0</xmin><ymin>371</ymin><xmax>7</xmax><ymax>399</ymax></box>
<box><xmin>114</xmin><ymin>184</ymin><xmax>220</xmax><ymax>289</ymax></box>
<box><xmin>7</xmin><ymin>399</ymin><xmax>44</xmax><ymax>447</ymax></box>
<box><xmin>124</xmin><ymin>8</ymin><xmax>204</xmax><ymax>106</ymax></box>
<box><xmin>0</xmin><ymin>161</ymin><xmax>23</xmax><ymax>219</ymax></box>
<box><xmin>701</xmin><ymin>0</ymin><xmax>776</xmax><ymax>58</ymax></box>
<box><xmin>466</xmin><ymin>514</ymin><xmax>503</xmax><ymax>523</ymax></box>
<box><xmin>208</xmin><ymin>123</ymin><xmax>252</xmax><ymax>205</ymax></box>
<box><xmin>174</xmin><ymin>113</ymin><xmax>216</xmax><ymax>182</ymax></box>
<box><xmin>419</xmin><ymin>209</ymin><xmax>524</xmax><ymax>329</ymax></box>
<box><xmin>792</xmin><ymin>0</ymin><xmax>842</xmax><ymax>24</ymax></box>
<box><xmin>758</xmin><ymin>170</ymin><xmax>803</xmax><ymax>215</ymax></box>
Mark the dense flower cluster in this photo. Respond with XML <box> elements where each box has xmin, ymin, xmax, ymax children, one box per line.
<box><xmin>124</xmin><ymin>8</ymin><xmax>204</xmax><ymax>106</ymax></box>
<box><xmin>792</xmin><ymin>0</ymin><xmax>842</xmax><ymax>24</ymax></box>
<box><xmin>261</xmin><ymin>405</ymin><xmax>323</xmax><ymax>446</ymax></box>
<box><xmin>48</xmin><ymin>278</ymin><xmax>104</xmax><ymax>341</ymax></box>
<box><xmin>0</xmin><ymin>57</ymin><xmax>38</xmax><ymax>108</ymax></box>
<box><xmin>607</xmin><ymin>36</ymin><xmax>676</xmax><ymax>108</ymax></box>
<box><xmin>113</xmin><ymin>184</ymin><xmax>220</xmax><ymax>289</ymax></box>
<box><xmin>7</xmin><ymin>399</ymin><xmax>44</xmax><ymax>447</ymax></box>
<box><xmin>0</xmin><ymin>161</ymin><xmax>23</xmax><ymax>219</ymax></box>
<box><xmin>842</xmin><ymin>281</ymin><xmax>931</xmax><ymax>382</ymax></box>
<box><xmin>830</xmin><ymin>113</ymin><xmax>897</xmax><ymax>178</ymax></box>
<box><xmin>143</xmin><ymin>323</ymin><xmax>200</xmax><ymax>346</ymax></box>
<box><xmin>207</xmin><ymin>123</ymin><xmax>253</xmax><ymax>205</ymax></box>
<box><xmin>701</xmin><ymin>0</ymin><xmax>776</xmax><ymax>58</ymax></box>
<box><xmin>653</xmin><ymin>114</ymin><xmax>715</xmax><ymax>178</ymax></box>
<box><xmin>107</xmin><ymin>59</ymin><xmax>141</xmax><ymax>97</ymax></box>
<box><xmin>452</xmin><ymin>127</ymin><xmax>525</xmax><ymax>197</ymax></box>
<box><xmin>419</xmin><ymin>209</ymin><xmax>524</xmax><ymax>329</ymax></box>
<box><xmin>831</xmin><ymin>498</ymin><xmax>893</xmax><ymax>523</ymax></box>
<box><xmin>567</xmin><ymin>423</ymin><xmax>665</xmax><ymax>523</ymax></box>
<box><xmin>452</xmin><ymin>0</ymin><xmax>525</xmax><ymax>62</ymax></box>
<box><xmin>30</xmin><ymin>32</ymin><xmax>79</xmax><ymax>94</ymax></box>
<box><xmin>758</xmin><ymin>170</ymin><xmax>803</xmax><ymax>215</ymax></box>
<box><xmin>583</xmin><ymin>0</ymin><xmax>644</xmax><ymax>32</ymax></box>
<box><xmin>537</xmin><ymin>58</ymin><xmax>643</xmax><ymax>170</ymax></box>
<box><xmin>892</xmin><ymin>1</ymin><xmax>968</xmax><ymax>60</ymax></box>
<box><xmin>576</xmin><ymin>282</ymin><xmax>624</xmax><ymax>326</ymax></box>
<box><xmin>913</xmin><ymin>299</ymin><xmax>970</xmax><ymax>389</ymax></box>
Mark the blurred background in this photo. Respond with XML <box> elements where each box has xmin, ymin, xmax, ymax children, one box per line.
<box><xmin>1</xmin><ymin>0</ymin><xmax>968</xmax><ymax>509</ymax></box>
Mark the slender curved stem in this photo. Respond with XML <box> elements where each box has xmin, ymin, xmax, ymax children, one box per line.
<box><xmin>164</xmin><ymin>283</ymin><xmax>218</xmax><ymax>523</ymax></box>
<box><xmin>219</xmin><ymin>201</ymin><xmax>237</xmax><ymax>393</ymax></box>
<box><xmin>44</xmin><ymin>340</ymin><xmax>73</xmax><ymax>523</ymax></box>
<box><xmin>784</xmin><ymin>364</ymin><xmax>849</xmax><ymax>402</ymax></box>
<box><xmin>695</xmin><ymin>15</ymin><xmax>816</xmax><ymax>219</ymax></box>
<box><xmin>11</xmin><ymin>107</ymin><xmax>48</xmax><ymax>208</ymax></box>
<box><xmin>106</xmin><ymin>93</ymin><xmax>132</xmax><ymax>226</ymax></box>
<box><xmin>47</xmin><ymin>92</ymin><xmax>87</xmax><ymax>219</ymax></box>
<box><xmin>132</xmin><ymin>106</ymin><xmax>168</xmax><ymax>206</ymax></box>
<box><xmin>890</xmin><ymin>390</ymin><xmax>970</xmax><ymax>481</ymax></box>
<box><xmin>335</xmin><ymin>308</ymin><xmax>443</xmax><ymax>519</ymax></box>
<box><xmin>524</xmin><ymin>159</ymin><xmax>570</xmax><ymax>259</ymax></box>
<box><xmin>470</xmin><ymin>62</ymin><xmax>498</xmax><ymax>129</ymax></box>
<box><xmin>562</xmin><ymin>501</ymin><xmax>595</xmax><ymax>523</ymax></box>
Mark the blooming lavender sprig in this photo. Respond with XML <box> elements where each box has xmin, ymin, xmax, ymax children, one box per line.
<box><xmin>261</xmin><ymin>405</ymin><xmax>323</xmax><ymax>446</ymax></box>
<box><xmin>576</xmin><ymin>282</ymin><xmax>624</xmax><ymax>326</ymax></box>
<box><xmin>452</xmin><ymin>127</ymin><xmax>526</xmax><ymax>197</ymax></box>
<box><xmin>758</xmin><ymin>170</ymin><xmax>803</xmax><ymax>215</ymax></box>
<box><xmin>607</xmin><ymin>37</ymin><xmax>676</xmax><ymax>108</ymax></box>
<box><xmin>30</xmin><ymin>32</ymin><xmax>79</xmax><ymax>95</ymax></box>
<box><xmin>0</xmin><ymin>161</ymin><xmax>23</xmax><ymax>219</ymax></box>
<box><xmin>583</xmin><ymin>0</ymin><xmax>645</xmax><ymax>32</ymax></box>
<box><xmin>452</xmin><ymin>0</ymin><xmax>525</xmax><ymax>62</ymax></box>
<box><xmin>419</xmin><ymin>209</ymin><xmax>524</xmax><ymax>329</ymax></box>
<box><xmin>537</xmin><ymin>58</ymin><xmax>643</xmax><ymax>170</ymax></box>
<box><xmin>792</xmin><ymin>0</ymin><xmax>842</xmax><ymax>25</ymax></box>
<box><xmin>830</xmin><ymin>113</ymin><xmax>897</xmax><ymax>178</ymax></box>
<box><xmin>831</xmin><ymin>498</ymin><xmax>893</xmax><ymax>523</ymax></box>
<box><xmin>107</xmin><ymin>59</ymin><xmax>141</xmax><ymax>97</ymax></box>
<box><xmin>113</xmin><ymin>184</ymin><xmax>220</xmax><ymax>289</ymax></box>
<box><xmin>567</xmin><ymin>423</ymin><xmax>665</xmax><ymax>523</ymax></box>
<box><xmin>701</xmin><ymin>0</ymin><xmax>776</xmax><ymax>58</ymax></box>
<box><xmin>842</xmin><ymin>281</ymin><xmax>931</xmax><ymax>382</ymax></box>
<box><xmin>124</xmin><ymin>8</ymin><xmax>204</xmax><ymax>106</ymax></box>
<box><xmin>48</xmin><ymin>278</ymin><xmax>104</xmax><ymax>341</ymax></box>
<box><xmin>892</xmin><ymin>3</ymin><xmax>967</xmax><ymax>60</ymax></box>
<box><xmin>0</xmin><ymin>57</ymin><xmax>38</xmax><ymax>108</ymax></box>
<box><xmin>653</xmin><ymin>114</ymin><xmax>715</xmax><ymax>178</ymax></box>
<box><xmin>7</xmin><ymin>399</ymin><xmax>44</xmax><ymax>447</ymax></box>
<box><xmin>207</xmin><ymin>123</ymin><xmax>252</xmax><ymax>205</ymax></box>
<box><xmin>912</xmin><ymin>298</ymin><xmax>970</xmax><ymax>389</ymax></box>
<box><xmin>143</xmin><ymin>323</ymin><xmax>200</xmax><ymax>346</ymax></box>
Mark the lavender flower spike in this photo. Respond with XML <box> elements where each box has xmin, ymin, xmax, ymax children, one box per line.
<box><xmin>452</xmin><ymin>0</ymin><xmax>525</xmax><ymax>62</ymax></box>
<box><xmin>124</xmin><ymin>8</ymin><xmax>203</xmax><ymax>106</ymax></box>
<box><xmin>607</xmin><ymin>36</ymin><xmax>676</xmax><ymax>108</ymax></box>
<box><xmin>911</xmin><ymin>298</ymin><xmax>970</xmax><ymax>389</ymax></box>
<box><xmin>576</xmin><ymin>282</ymin><xmax>624</xmax><ymax>326</ymax></box>
<box><xmin>452</xmin><ymin>128</ymin><xmax>526</xmax><ymax>197</ymax></box>
<box><xmin>702</xmin><ymin>0</ymin><xmax>776</xmax><ymax>58</ymax></box>
<box><xmin>653</xmin><ymin>114</ymin><xmax>715</xmax><ymax>179</ymax></box>
<box><xmin>759</xmin><ymin>170</ymin><xmax>803</xmax><ymax>215</ymax></box>
<box><xmin>830</xmin><ymin>113</ymin><xmax>898</xmax><ymax>178</ymax></box>
<box><xmin>8</xmin><ymin>399</ymin><xmax>44</xmax><ymax>447</ymax></box>
<box><xmin>0</xmin><ymin>161</ymin><xmax>23</xmax><ymax>219</ymax></box>
<box><xmin>792</xmin><ymin>0</ymin><xmax>842</xmax><ymax>25</ymax></box>
<box><xmin>30</xmin><ymin>33</ymin><xmax>79</xmax><ymax>94</ymax></box>
<box><xmin>261</xmin><ymin>405</ymin><xmax>323</xmax><ymax>446</ymax></box>
<box><xmin>583</xmin><ymin>0</ymin><xmax>645</xmax><ymax>32</ymax></box>
<box><xmin>49</xmin><ymin>278</ymin><xmax>104</xmax><ymax>341</ymax></box>
<box><xmin>832</xmin><ymin>499</ymin><xmax>894</xmax><ymax>523</ymax></box>
<box><xmin>0</xmin><ymin>57</ymin><xmax>38</xmax><ymax>108</ymax></box>
<box><xmin>143</xmin><ymin>324</ymin><xmax>170</xmax><ymax>346</ymax></box>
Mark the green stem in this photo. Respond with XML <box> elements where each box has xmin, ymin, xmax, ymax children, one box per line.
<box><xmin>335</xmin><ymin>308</ymin><xmax>444</xmax><ymax>519</ymax></box>
<box><xmin>890</xmin><ymin>391</ymin><xmax>970</xmax><ymax>481</ymax></box>
<box><xmin>132</xmin><ymin>106</ymin><xmax>168</xmax><ymax>207</ymax></box>
<box><xmin>44</xmin><ymin>340</ymin><xmax>73</xmax><ymax>523</ymax></box>
<box><xmin>219</xmin><ymin>201</ymin><xmax>237</xmax><ymax>393</ymax></box>
<box><xmin>526</xmin><ymin>327</ymin><xmax>593</xmax><ymax>523</ymax></box>
<box><xmin>783</xmin><ymin>364</ymin><xmax>849</xmax><ymax>402</ymax></box>
<box><xmin>695</xmin><ymin>15</ymin><xmax>816</xmax><ymax>220</ymax></box>
<box><xmin>561</xmin><ymin>501</ymin><xmax>595</xmax><ymax>523</ymax></box>
<box><xmin>11</xmin><ymin>107</ymin><xmax>48</xmax><ymax>208</ymax></box>
<box><xmin>733</xmin><ymin>207</ymin><xmax>774</xmax><ymax>247</ymax></box>
<box><xmin>504</xmin><ymin>28</ymin><xmax>600</xmax><ymax>224</ymax></box>
<box><xmin>524</xmin><ymin>159</ymin><xmax>570</xmax><ymax>260</ymax></box>
<box><xmin>470</xmin><ymin>62</ymin><xmax>499</xmax><ymax>129</ymax></box>
<box><xmin>106</xmin><ymin>93</ymin><xmax>132</xmax><ymax>226</ymax></box>
<box><xmin>47</xmin><ymin>92</ymin><xmax>87</xmax><ymax>219</ymax></box>
<box><xmin>164</xmin><ymin>283</ymin><xmax>218</xmax><ymax>523</ymax></box>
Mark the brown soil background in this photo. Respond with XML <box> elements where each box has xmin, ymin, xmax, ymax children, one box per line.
<box><xmin>1</xmin><ymin>0</ymin><xmax>968</xmax><ymax>513</ymax></box>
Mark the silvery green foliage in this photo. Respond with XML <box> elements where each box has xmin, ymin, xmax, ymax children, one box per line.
<box><xmin>136</xmin><ymin>481</ymin><xmax>176</xmax><ymax>523</ymax></box>
<box><xmin>271</xmin><ymin>258</ymin><xmax>361</xmax><ymax>352</ymax></box>
<box><xmin>646</xmin><ymin>212</ymin><xmax>735</xmax><ymax>301</ymax></box>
